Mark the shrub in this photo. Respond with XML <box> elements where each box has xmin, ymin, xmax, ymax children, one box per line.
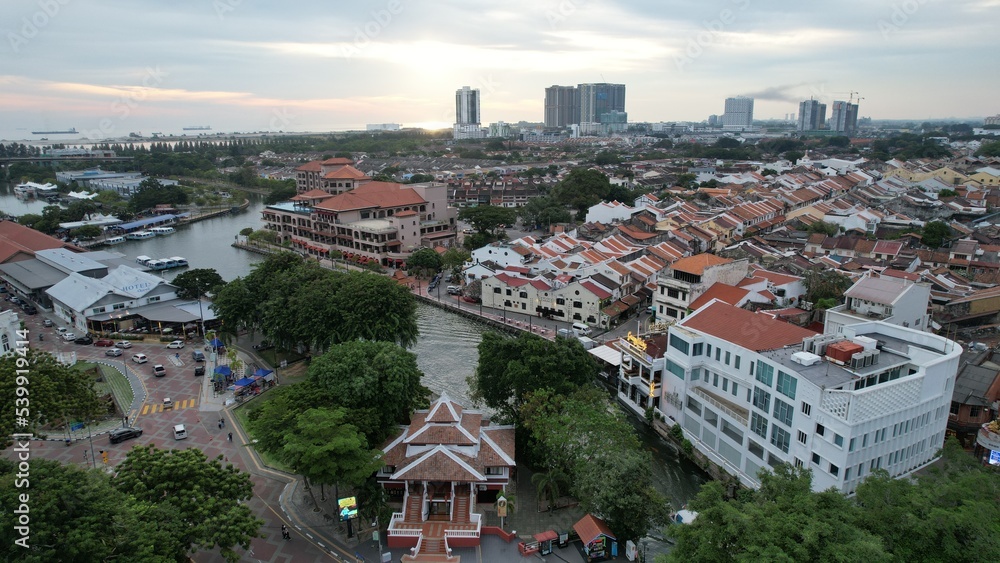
<box><xmin>681</xmin><ymin>439</ymin><xmax>693</xmax><ymax>457</ymax></box>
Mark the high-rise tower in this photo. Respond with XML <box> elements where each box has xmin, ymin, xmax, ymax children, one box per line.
<box><xmin>798</xmin><ymin>99</ymin><xmax>827</xmax><ymax>131</ymax></box>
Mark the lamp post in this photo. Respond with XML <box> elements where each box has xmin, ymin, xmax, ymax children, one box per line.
<box><xmin>642</xmin><ymin>539</ymin><xmax>648</xmax><ymax>563</ymax></box>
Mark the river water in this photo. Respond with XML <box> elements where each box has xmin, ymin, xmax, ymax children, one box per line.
<box><xmin>0</xmin><ymin>182</ymin><xmax>707</xmax><ymax>508</ymax></box>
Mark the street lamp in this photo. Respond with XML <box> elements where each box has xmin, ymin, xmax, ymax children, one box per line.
<box><xmin>642</xmin><ymin>540</ymin><xmax>648</xmax><ymax>563</ymax></box>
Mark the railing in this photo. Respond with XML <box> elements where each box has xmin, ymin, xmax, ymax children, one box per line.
<box><xmin>691</xmin><ymin>387</ymin><xmax>748</xmax><ymax>426</ymax></box>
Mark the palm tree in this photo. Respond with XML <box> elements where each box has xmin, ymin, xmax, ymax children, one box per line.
<box><xmin>531</xmin><ymin>469</ymin><xmax>569</xmax><ymax>513</ymax></box>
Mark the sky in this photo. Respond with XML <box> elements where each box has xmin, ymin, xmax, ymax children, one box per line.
<box><xmin>1</xmin><ymin>0</ymin><xmax>998</xmax><ymax>141</ymax></box>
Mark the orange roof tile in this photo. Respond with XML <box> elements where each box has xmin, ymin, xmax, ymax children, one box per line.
<box><xmin>670</xmin><ymin>253</ymin><xmax>732</xmax><ymax>275</ymax></box>
<box><xmin>681</xmin><ymin>301</ymin><xmax>818</xmax><ymax>351</ymax></box>
<box><xmin>314</xmin><ymin>181</ymin><xmax>425</xmax><ymax>212</ymax></box>
<box><xmin>688</xmin><ymin>283</ymin><xmax>750</xmax><ymax>311</ymax></box>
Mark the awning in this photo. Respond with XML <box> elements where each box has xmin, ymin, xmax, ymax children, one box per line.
<box><xmin>214</xmin><ymin>365</ymin><xmax>232</xmax><ymax>376</ymax></box>
<box><xmin>534</xmin><ymin>530</ymin><xmax>558</xmax><ymax>543</ymax></box>
<box><xmin>233</xmin><ymin>377</ymin><xmax>255</xmax><ymax>387</ymax></box>
<box><xmin>588</xmin><ymin>344</ymin><xmax>622</xmax><ymax>366</ymax></box>
<box><xmin>253</xmin><ymin>368</ymin><xmax>273</xmax><ymax>377</ymax></box>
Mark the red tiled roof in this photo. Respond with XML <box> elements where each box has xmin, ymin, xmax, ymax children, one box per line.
<box><xmin>671</xmin><ymin>253</ymin><xmax>732</xmax><ymax>275</ymax></box>
<box><xmin>681</xmin><ymin>301</ymin><xmax>818</xmax><ymax>351</ymax></box>
<box><xmin>323</xmin><ymin>165</ymin><xmax>369</xmax><ymax>180</ymax></box>
<box><xmin>580</xmin><ymin>280</ymin><xmax>612</xmax><ymax>300</ymax></box>
<box><xmin>688</xmin><ymin>283</ymin><xmax>750</xmax><ymax>311</ymax></box>
<box><xmin>573</xmin><ymin>514</ymin><xmax>616</xmax><ymax>544</ymax></box>
<box><xmin>0</xmin><ymin>221</ymin><xmax>83</xmax><ymax>263</ymax></box>
<box><xmin>314</xmin><ymin>181</ymin><xmax>426</xmax><ymax>212</ymax></box>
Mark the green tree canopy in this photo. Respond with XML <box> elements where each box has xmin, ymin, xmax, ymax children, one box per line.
<box><xmin>72</xmin><ymin>224</ymin><xmax>103</xmax><ymax>239</ymax></box>
<box><xmin>519</xmin><ymin>195</ymin><xmax>573</xmax><ymax>229</ymax></box>
<box><xmin>129</xmin><ymin>178</ymin><xmax>189</xmax><ymax>212</ymax></box>
<box><xmin>407</xmin><ymin>247</ymin><xmax>444</xmax><ymax>276</ymax></box>
<box><xmin>550</xmin><ymin>168</ymin><xmax>613</xmax><ymax>218</ymax></box>
<box><xmin>170</xmin><ymin>267</ymin><xmax>225</xmax><ymax>299</ymax></box>
<box><xmin>0</xmin><ymin>349</ymin><xmax>102</xmax><ymax>449</ymax></box>
<box><xmin>111</xmin><ymin>445</ymin><xmax>263</xmax><ymax>562</ymax></box>
<box><xmin>803</xmin><ymin>268</ymin><xmax>852</xmax><ymax>305</ymax></box>
<box><xmin>281</xmin><ymin>407</ymin><xmax>383</xmax><ymax>492</ymax></box>
<box><xmin>467</xmin><ymin>332</ymin><xmax>598</xmax><ymax>425</ymax></box>
<box><xmin>921</xmin><ymin>220</ymin><xmax>951</xmax><ymax>248</ymax></box>
<box><xmin>459</xmin><ymin>205</ymin><xmax>517</xmax><ymax>235</ymax></box>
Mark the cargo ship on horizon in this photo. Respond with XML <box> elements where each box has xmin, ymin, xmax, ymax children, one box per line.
<box><xmin>31</xmin><ymin>128</ymin><xmax>77</xmax><ymax>135</ymax></box>
<box><xmin>182</xmin><ymin>126</ymin><xmax>212</xmax><ymax>131</ymax></box>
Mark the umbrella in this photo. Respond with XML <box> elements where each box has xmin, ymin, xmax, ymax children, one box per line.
<box><xmin>214</xmin><ymin>365</ymin><xmax>232</xmax><ymax>376</ymax></box>
<box><xmin>210</xmin><ymin>337</ymin><xmax>224</xmax><ymax>349</ymax></box>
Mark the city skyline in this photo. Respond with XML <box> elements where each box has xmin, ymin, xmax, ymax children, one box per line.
<box><xmin>1</xmin><ymin>0</ymin><xmax>999</xmax><ymax>140</ymax></box>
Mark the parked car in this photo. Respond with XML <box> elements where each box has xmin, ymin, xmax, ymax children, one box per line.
<box><xmin>194</xmin><ymin>365</ymin><xmax>206</xmax><ymax>377</ymax></box>
<box><xmin>21</xmin><ymin>305</ymin><xmax>37</xmax><ymax>315</ymax></box>
<box><xmin>42</xmin><ymin>319</ymin><xmax>53</xmax><ymax>327</ymax></box>
<box><xmin>131</xmin><ymin>353</ymin><xmax>148</xmax><ymax>364</ymax></box>
<box><xmin>94</xmin><ymin>339</ymin><xmax>115</xmax><ymax>347</ymax></box>
<box><xmin>152</xmin><ymin>364</ymin><xmax>166</xmax><ymax>377</ymax></box>
<box><xmin>252</xmin><ymin>341</ymin><xmax>272</xmax><ymax>351</ymax></box>
<box><xmin>166</xmin><ymin>340</ymin><xmax>185</xmax><ymax>349</ymax></box>
<box><xmin>105</xmin><ymin>348</ymin><xmax>123</xmax><ymax>357</ymax></box>
<box><xmin>446</xmin><ymin>286</ymin><xmax>462</xmax><ymax>295</ymax></box>
<box><xmin>108</xmin><ymin>427</ymin><xmax>142</xmax><ymax>444</ymax></box>
<box><xmin>115</xmin><ymin>341</ymin><xmax>132</xmax><ymax>349</ymax></box>
<box><xmin>62</xmin><ymin>332</ymin><xmax>76</xmax><ymax>341</ymax></box>
<box><xmin>57</xmin><ymin>327</ymin><xmax>68</xmax><ymax>334</ymax></box>
<box><xmin>74</xmin><ymin>335</ymin><xmax>94</xmax><ymax>345</ymax></box>
<box><xmin>192</xmin><ymin>350</ymin><xmax>205</xmax><ymax>362</ymax></box>
<box><xmin>8</xmin><ymin>296</ymin><xmax>21</xmax><ymax>305</ymax></box>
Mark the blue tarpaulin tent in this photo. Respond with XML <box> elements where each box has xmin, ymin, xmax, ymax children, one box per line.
<box><xmin>214</xmin><ymin>365</ymin><xmax>232</xmax><ymax>376</ymax></box>
<box><xmin>210</xmin><ymin>338</ymin><xmax>225</xmax><ymax>349</ymax></box>
<box><xmin>233</xmin><ymin>377</ymin><xmax>255</xmax><ymax>387</ymax></box>
<box><xmin>253</xmin><ymin>368</ymin><xmax>273</xmax><ymax>377</ymax></box>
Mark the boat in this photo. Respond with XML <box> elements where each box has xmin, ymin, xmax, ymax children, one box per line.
<box><xmin>31</xmin><ymin>128</ymin><xmax>77</xmax><ymax>135</ymax></box>
<box><xmin>136</xmin><ymin>255</ymin><xmax>152</xmax><ymax>266</ymax></box>
<box><xmin>149</xmin><ymin>226</ymin><xmax>176</xmax><ymax>235</ymax></box>
<box><xmin>13</xmin><ymin>183</ymin><xmax>35</xmax><ymax>197</ymax></box>
<box><xmin>105</xmin><ymin>236</ymin><xmax>126</xmax><ymax>245</ymax></box>
<box><xmin>126</xmin><ymin>230</ymin><xmax>156</xmax><ymax>240</ymax></box>
<box><xmin>147</xmin><ymin>259</ymin><xmax>168</xmax><ymax>270</ymax></box>
<box><xmin>140</xmin><ymin>256</ymin><xmax>188</xmax><ymax>271</ymax></box>
<box><xmin>169</xmin><ymin>256</ymin><xmax>188</xmax><ymax>267</ymax></box>
<box><xmin>182</xmin><ymin>126</ymin><xmax>211</xmax><ymax>131</ymax></box>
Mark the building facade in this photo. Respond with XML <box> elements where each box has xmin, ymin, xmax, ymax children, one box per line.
<box><xmin>654</xmin><ymin>254</ymin><xmax>749</xmax><ymax>321</ymax></box>
<box><xmin>455</xmin><ymin>86</ymin><xmax>480</xmax><ymax>125</ymax></box>
<box><xmin>798</xmin><ymin>99</ymin><xmax>827</xmax><ymax>131</ymax></box>
<box><xmin>658</xmin><ymin>301</ymin><xmax>961</xmax><ymax>494</ymax></box>
<box><xmin>722</xmin><ymin>97</ymin><xmax>754</xmax><ymax>129</ymax></box>
<box><xmin>578</xmin><ymin>83</ymin><xmax>626</xmax><ymax>124</ymax></box>
<box><xmin>544</xmin><ymin>85</ymin><xmax>580</xmax><ymax>128</ymax></box>
<box><xmin>831</xmin><ymin>101</ymin><xmax>860</xmax><ymax>135</ymax></box>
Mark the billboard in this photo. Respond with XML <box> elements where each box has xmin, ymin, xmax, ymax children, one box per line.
<box><xmin>338</xmin><ymin>496</ymin><xmax>358</xmax><ymax>521</ymax></box>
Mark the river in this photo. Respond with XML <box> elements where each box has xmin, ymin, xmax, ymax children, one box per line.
<box><xmin>0</xmin><ymin>181</ymin><xmax>707</xmax><ymax>510</ymax></box>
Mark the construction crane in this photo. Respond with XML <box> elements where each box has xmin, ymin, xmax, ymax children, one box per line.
<box><xmin>832</xmin><ymin>91</ymin><xmax>860</xmax><ymax>104</ymax></box>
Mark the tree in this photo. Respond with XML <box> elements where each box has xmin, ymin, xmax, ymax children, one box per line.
<box><xmin>807</xmin><ymin>221</ymin><xmax>839</xmax><ymax>236</ymax></box>
<box><xmin>519</xmin><ymin>195</ymin><xmax>572</xmax><ymax>229</ymax></box>
<box><xmin>72</xmin><ymin>224</ymin><xmax>103</xmax><ymax>239</ymax></box>
<box><xmin>0</xmin><ymin>459</ymin><xmax>166</xmax><ymax>563</ymax></box>
<box><xmin>407</xmin><ymin>247</ymin><xmax>444</xmax><ymax>277</ymax></box>
<box><xmin>129</xmin><ymin>178</ymin><xmax>188</xmax><ymax>212</ymax></box>
<box><xmin>921</xmin><ymin>220</ymin><xmax>951</xmax><ymax>248</ymax></box>
<box><xmin>550</xmin><ymin>168</ymin><xmax>613</xmax><ymax>218</ymax></box>
<box><xmin>0</xmin><ymin>349</ymin><xmax>102</xmax><ymax>449</ymax></box>
<box><xmin>575</xmin><ymin>449</ymin><xmax>669</xmax><ymax>543</ymax></box>
<box><xmin>247</xmin><ymin>228</ymin><xmax>279</xmax><ymax>245</ymax></box>
<box><xmin>714</xmin><ymin>137</ymin><xmax>741</xmax><ymax>149</ymax></box>
<box><xmin>281</xmin><ymin>408</ymin><xmax>383</xmax><ymax>503</ymax></box>
<box><xmin>307</xmin><ymin>340</ymin><xmax>429</xmax><ymax>445</ymax></box>
<box><xmin>247</xmin><ymin>381</ymin><xmax>329</xmax><ymax>455</ymax></box>
<box><xmin>784</xmin><ymin>150</ymin><xmax>804</xmax><ymax>163</ymax></box>
<box><xmin>239</xmin><ymin>227</ymin><xmax>254</xmax><ymax>237</ymax></box>
<box><xmin>468</xmin><ymin>332</ymin><xmax>598</xmax><ymax>424</ymax></box>
<box><xmin>531</xmin><ymin>468</ymin><xmax>570</xmax><ymax>512</ymax></box>
<box><xmin>263</xmin><ymin>183</ymin><xmax>297</xmax><ymax>204</ymax></box>
<box><xmin>803</xmin><ymin>268</ymin><xmax>852</xmax><ymax>305</ymax></box>
<box><xmin>328</xmin><ymin>272</ymin><xmax>419</xmax><ymax>349</ymax></box>
<box><xmin>111</xmin><ymin>445</ymin><xmax>263</xmax><ymax>562</ymax></box>
<box><xmin>459</xmin><ymin>205</ymin><xmax>517</xmax><ymax>235</ymax></box>
<box><xmin>171</xmin><ymin>267</ymin><xmax>225</xmax><ymax>299</ymax></box>
<box><xmin>594</xmin><ymin>151</ymin><xmax>622</xmax><ymax>165</ymax></box>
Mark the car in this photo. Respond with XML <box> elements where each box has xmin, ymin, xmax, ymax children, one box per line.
<box><xmin>21</xmin><ymin>305</ymin><xmax>37</xmax><ymax>315</ymax></box>
<box><xmin>42</xmin><ymin>319</ymin><xmax>53</xmax><ymax>327</ymax></box>
<box><xmin>115</xmin><ymin>341</ymin><xmax>132</xmax><ymax>349</ymax></box>
<box><xmin>57</xmin><ymin>327</ymin><xmax>68</xmax><ymax>334</ymax></box>
<box><xmin>8</xmin><ymin>296</ymin><xmax>21</xmax><ymax>305</ymax></box>
<box><xmin>108</xmin><ymin>427</ymin><xmax>143</xmax><ymax>444</ymax></box>
<box><xmin>152</xmin><ymin>364</ymin><xmax>166</xmax><ymax>377</ymax></box>
<box><xmin>94</xmin><ymin>339</ymin><xmax>115</xmax><ymax>347</ymax></box>
<box><xmin>192</xmin><ymin>350</ymin><xmax>205</xmax><ymax>362</ymax></box>
<box><xmin>166</xmin><ymin>340</ymin><xmax>185</xmax><ymax>349</ymax></box>
<box><xmin>105</xmin><ymin>348</ymin><xmax>123</xmax><ymax>357</ymax></box>
<box><xmin>62</xmin><ymin>332</ymin><xmax>75</xmax><ymax>341</ymax></box>
<box><xmin>446</xmin><ymin>286</ymin><xmax>462</xmax><ymax>295</ymax></box>
<box><xmin>74</xmin><ymin>335</ymin><xmax>94</xmax><ymax>345</ymax></box>
<box><xmin>131</xmin><ymin>353</ymin><xmax>148</xmax><ymax>364</ymax></box>
<box><xmin>0</xmin><ymin>286</ymin><xmax>7</xmax><ymax>293</ymax></box>
<box><xmin>194</xmin><ymin>365</ymin><xmax>206</xmax><ymax>377</ymax></box>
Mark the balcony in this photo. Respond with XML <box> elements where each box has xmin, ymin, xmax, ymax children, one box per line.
<box><xmin>691</xmin><ymin>387</ymin><xmax>748</xmax><ymax>426</ymax></box>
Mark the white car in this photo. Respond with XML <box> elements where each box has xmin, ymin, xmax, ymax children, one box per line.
<box><xmin>56</xmin><ymin>327</ymin><xmax>68</xmax><ymax>334</ymax></box>
<box><xmin>131</xmin><ymin>353</ymin><xmax>148</xmax><ymax>364</ymax></box>
<box><xmin>115</xmin><ymin>341</ymin><xmax>132</xmax><ymax>349</ymax></box>
<box><xmin>166</xmin><ymin>340</ymin><xmax>185</xmax><ymax>349</ymax></box>
<box><xmin>62</xmin><ymin>332</ymin><xmax>76</xmax><ymax>341</ymax></box>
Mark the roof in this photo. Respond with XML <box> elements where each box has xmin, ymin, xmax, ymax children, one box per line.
<box><xmin>115</xmin><ymin>214</ymin><xmax>181</xmax><ymax>230</ymax></box>
<box><xmin>688</xmin><ymin>282</ymin><xmax>750</xmax><ymax>311</ymax></box>
<box><xmin>314</xmin><ymin>181</ymin><xmax>426</xmax><ymax>212</ymax></box>
<box><xmin>680</xmin><ymin>300</ymin><xmax>818</xmax><ymax>351</ymax></box>
<box><xmin>573</xmin><ymin>514</ymin><xmax>616</xmax><ymax>544</ymax></box>
<box><xmin>670</xmin><ymin>253</ymin><xmax>732</xmax><ymax>276</ymax></box>
<box><xmin>844</xmin><ymin>276</ymin><xmax>910</xmax><ymax>305</ymax></box>
<box><xmin>0</xmin><ymin>221</ymin><xmax>82</xmax><ymax>263</ymax></box>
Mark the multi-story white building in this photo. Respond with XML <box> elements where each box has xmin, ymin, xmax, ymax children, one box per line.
<box><xmin>721</xmin><ymin>96</ymin><xmax>754</xmax><ymax>129</ymax></box>
<box><xmin>654</xmin><ymin>254</ymin><xmax>749</xmax><ymax>321</ymax></box>
<box><xmin>0</xmin><ymin>309</ymin><xmax>21</xmax><ymax>356</ymax></box>
<box><xmin>658</xmin><ymin>300</ymin><xmax>960</xmax><ymax>494</ymax></box>
<box><xmin>826</xmin><ymin>274</ymin><xmax>932</xmax><ymax>334</ymax></box>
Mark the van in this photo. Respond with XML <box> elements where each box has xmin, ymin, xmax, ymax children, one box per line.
<box><xmin>446</xmin><ymin>285</ymin><xmax>462</xmax><ymax>295</ymax></box>
<box><xmin>572</xmin><ymin>322</ymin><xmax>592</xmax><ymax>336</ymax></box>
<box><xmin>192</xmin><ymin>350</ymin><xmax>205</xmax><ymax>362</ymax></box>
<box><xmin>173</xmin><ymin>424</ymin><xmax>187</xmax><ymax>440</ymax></box>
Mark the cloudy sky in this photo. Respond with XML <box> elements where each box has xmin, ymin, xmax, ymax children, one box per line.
<box><xmin>2</xmin><ymin>0</ymin><xmax>998</xmax><ymax>140</ymax></box>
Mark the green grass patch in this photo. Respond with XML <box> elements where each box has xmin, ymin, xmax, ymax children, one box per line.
<box><xmin>97</xmin><ymin>364</ymin><xmax>134</xmax><ymax>412</ymax></box>
<box><xmin>232</xmin><ymin>393</ymin><xmax>293</xmax><ymax>473</ymax></box>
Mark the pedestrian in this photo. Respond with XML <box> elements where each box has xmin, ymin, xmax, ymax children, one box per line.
<box><xmin>220</xmin><ymin>418</ymin><xmax>225</xmax><ymax>428</ymax></box>
<box><xmin>218</xmin><ymin>420</ymin><xmax>222</xmax><ymax>429</ymax></box>
<box><xmin>228</xmin><ymin>432</ymin><xmax>232</xmax><ymax>442</ymax></box>
<box><xmin>281</xmin><ymin>525</ymin><xmax>290</xmax><ymax>540</ymax></box>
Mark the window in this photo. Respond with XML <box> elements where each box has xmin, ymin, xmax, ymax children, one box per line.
<box><xmin>556</xmin><ymin>298</ymin><xmax>565</xmax><ymax>305</ymax></box>
<box><xmin>731</xmin><ymin>382</ymin><xmax>738</xmax><ymax>398</ymax></box>
<box><xmin>751</xmin><ymin>412</ymin><xmax>768</xmax><ymax>439</ymax></box>
<box><xmin>794</xmin><ymin>458</ymin><xmax>804</xmax><ymax>468</ymax></box>
<box><xmin>92</xmin><ymin>307</ymin><xmax>106</xmax><ymax>314</ymax></box>
<box><xmin>713</xmin><ymin>373</ymin><xmax>719</xmax><ymax>387</ymax></box>
<box><xmin>494</xmin><ymin>287</ymin><xmax>501</xmax><ymax>293</ymax></box>
<box><xmin>770</xmin><ymin>426</ymin><xmax>790</xmax><ymax>453</ymax></box>
<box><xmin>829</xmin><ymin>463</ymin><xmax>839</xmax><ymax>477</ymax></box>
<box><xmin>667</xmin><ymin>360</ymin><xmax>685</xmax><ymax>380</ymax></box>
<box><xmin>485</xmin><ymin>466</ymin><xmax>505</xmax><ymax>475</ymax></box>
<box><xmin>834</xmin><ymin>434</ymin><xmax>844</xmax><ymax>448</ymax></box>
<box><xmin>755</xmin><ymin>361</ymin><xmax>774</xmax><ymax>386</ymax></box>
<box><xmin>706</xmin><ymin>344</ymin><xmax>712</xmax><ymax>357</ymax></box>
<box><xmin>970</xmin><ymin>406</ymin><xmax>981</xmax><ymax>418</ymax></box>
<box><xmin>776</xmin><ymin>371</ymin><xmax>797</xmax><ymax>399</ymax></box>
<box><xmin>715</xmin><ymin>348</ymin><xmax>721</xmax><ymax>361</ymax></box>
<box><xmin>112</xmin><ymin>303</ymin><xmax>126</xmax><ymax>310</ymax></box>
<box><xmin>812</xmin><ymin>452</ymin><xmax>821</xmax><ymax>465</ymax></box>
<box><xmin>669</xmin><ymin>334</ymin><xmax>689</xmax><ymax>355</ymax></box>
<box><xmin>816</xmin><ymin>423</ymin><xmax>825</xmax><ymax>437</ymax></box>
<box><xmin>845</xmin><ymin>467</ymin><xmax>851</xmax><ymax>481</ymax></box>
<box><xmin>573</xmin><ymin>301</ymin><xmax>582</xmax><ymax>309</ymax></box>
<box><xmin>686</xmin><ymin>396</ymin><xmax>702</xmax><ymax>416</ymax></box>
<box><xmin>797</xmin><ymin>430</ymin><xmax>807</xmax><ymax>444</ymax></box>
<box><xmin>724</xmin><ymin>351</ymin><xmax>731</xmax><ymax>365</ymax></box>
<box><xmin>722</xmin><ymin>378</ymin><xmax>729</xmax><ymax>392</ymax></box>
<box><xmin>147</xmin><ymin>296</ymin><xmax>160</xmax><ymax>303</ymax></box>
<box><xmin>752</xmin><ymin>387</ymin><xmax>771</xmax><ymax>413</ymax></box>
<box><xmin>773</xmin><ymin>399</ymin><xmax>793</xmax><ymax>426</ymax></box>
<box><xmin>748</xmin><ymin>440</ymin><xmax>764</xmax><ymax>460</ymax></box>
<box><xmin>862</xmin><ymin>433</ymin><xmax>869</xmax><ymax>448</ymax></box>
<box><xmin>801</xmin><ymin>402</ymin><xmax>812</xmax><ymax>416</ymax></box>
<box><xmin>692</xmin><ymin>343</ymin><xmax>703</xmax><ymax>356</ymax></box>
<box><xmin>734</xmin><ymin>355</ymin><xmax>741</xmax><ymax>369</ymax></box>
<box><xmin>849</xmin><ymin>438</ymin><xmax>856</xmax><ymax>452</ymax></box>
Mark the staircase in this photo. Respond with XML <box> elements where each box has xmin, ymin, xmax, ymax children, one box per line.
<box><xmin>405</xmin><ymin>493</ymin><xmax>423</xmax><ymax>522</ymax></box>
<box><xmin>452</xmin><ymin>494</ymin><xmax>470</xmax><ymax>523</ymax></box>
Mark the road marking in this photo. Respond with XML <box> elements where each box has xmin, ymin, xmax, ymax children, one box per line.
<box><xmin>140</xmin><ymin>398</ymin><xmax>198</xmax><ymax>414</ymax></box>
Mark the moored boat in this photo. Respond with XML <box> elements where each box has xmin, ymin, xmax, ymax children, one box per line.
<box><xmin>105</xmin><ymin>236</ymin><xmax>126</xmax><ymax>245</ymax></box>
<box><xmin>126</xmin><ymin>230</ymin><xmax>156</xmax><ymax>240</ymax></box>
<box><xmin>149</xmin><ymin>226</ymin><xmax>176</xmax><ymax>235</ymax></box>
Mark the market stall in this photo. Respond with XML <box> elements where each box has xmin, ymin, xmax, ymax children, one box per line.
<box><xmin>573</xmin><ymin>514</ymin><xmax>617</xmax><ymax>561</ymax></box>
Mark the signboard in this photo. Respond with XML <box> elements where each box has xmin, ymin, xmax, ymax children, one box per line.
<box><xmin>976</xmin><ymin>424</ymin><xmax>1000</xmax><ymax>452</ymax></box>
<box><xmin>496</xmin><ymin>496</ymin><xmax>508</xmax><ymax>518</ymax></box>
<box><xmin>338</xmin><ymin>497</ymin><xmax>358</xmax><ymax>521</ymax></box>
<box><xmin>625</xmin><ymin>331</ymin><xmax>647</xmax><ymax>352</ymax></box>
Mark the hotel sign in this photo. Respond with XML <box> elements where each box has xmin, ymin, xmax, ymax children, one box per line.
<box><xmin>626</xmin><ymin>331</ymin><xmax>647</xmax><ymax>352</ymax></box>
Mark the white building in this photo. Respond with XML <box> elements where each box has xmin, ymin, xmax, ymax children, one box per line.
<box><xmin>659</xmin><ymin>300</ymin><xmax>960</xmax><ymax>494</ymax></box>
<box><xmin>0</xmin><ymin>309</ymin><xmax>21</xmax><ymax>356</ymax></box>
<box><xmin>826</xmin><ymin>274</ymin><xmax>932</xmax><ymax>334</ymax></box>
<box><xmin>46</xmin><ymin>266</ymin><xmax>179</xmax><ymax>333</ymax></box>
<box><xmin>654</xmin><ymin>254</ymin><xmax>749</xmax><ymax>321</ymax></box>
<box><xmin>585</xmin><ymin>200</ymin><xmax>637</xmax><ymax>225</ymax></box>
